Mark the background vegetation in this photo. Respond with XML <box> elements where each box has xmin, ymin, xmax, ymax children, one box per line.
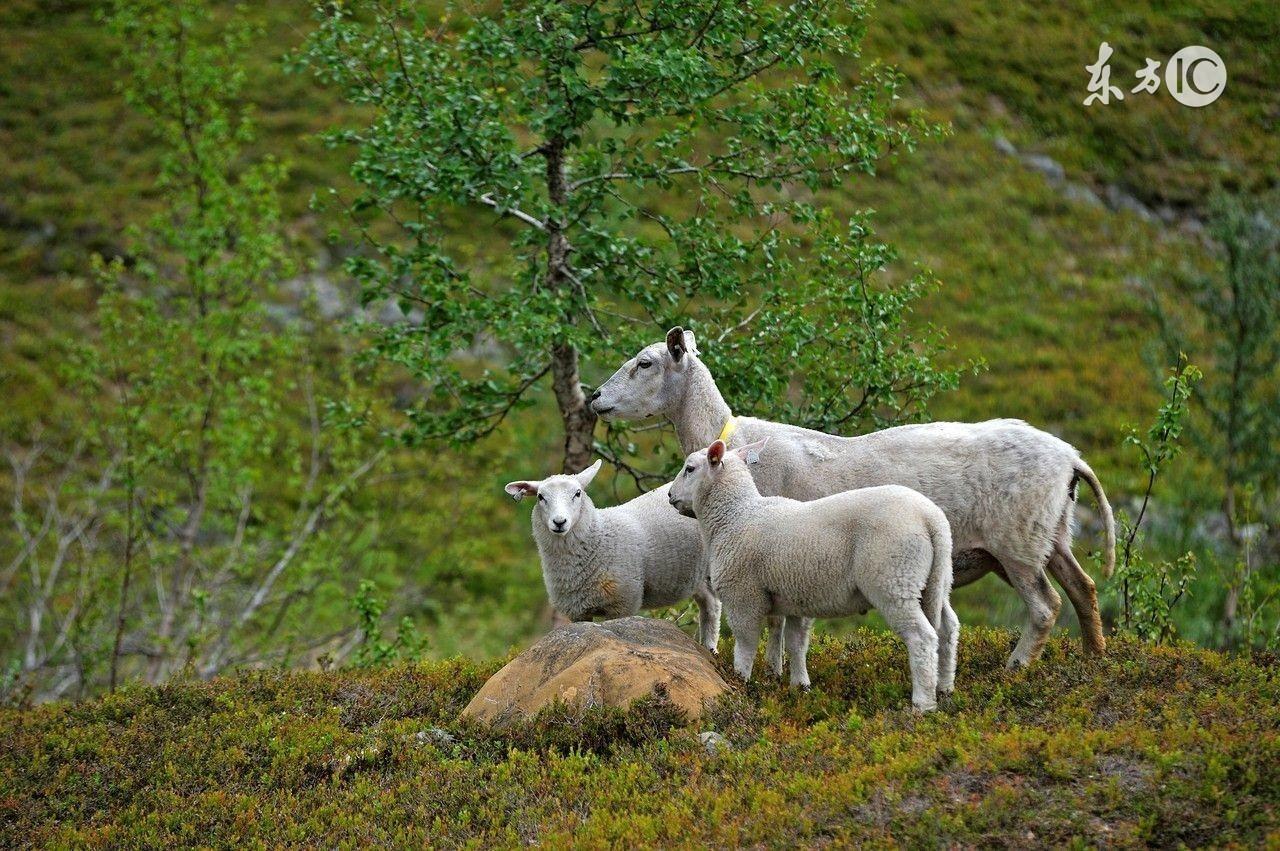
<box><xmin>1</xmin><ymin>0</ymin><xmax>1277</xmax><ymax>702</ymax></box>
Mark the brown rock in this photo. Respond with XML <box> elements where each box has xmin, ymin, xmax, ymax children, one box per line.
<box><xmin>462</xmin><ymin>616</ymin><xmax>728</xmax><ymax>727</ymax></box>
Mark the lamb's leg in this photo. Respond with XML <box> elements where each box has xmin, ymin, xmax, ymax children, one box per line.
<box><xmin>1046</xmin><ymin>541</ymin><xmax>1106</xmax><ymax>656</ymax></box>
<box><xmin>764</xmin><ymin>616</ymin><xmax>786</xmax><ymax>678</ymax></box>
<box><xmin>726</xmin><ymin>609</ymin><xmax>765</xmax><ymax>682</ymax></box>
<box><xmin>783</xmin><ymin>617</ymin><xmax>812</xmax><ymax>689</ymax></box>
<box><xmin>937</xmin><ymin>601</ymin><xmax>960</xmax><ymax>695</ymax></box>
<box><xmin>1001</xmin><ymin>557</ymin><xmax>1062</xmax><ymax>669</ymax></box>
<box><xmin>877</xmin><ymin>600</ymin><xmax>940</xmax><ymax>712</ymax></box>
<box><xmin>692</xmin><ymin>582</ymin><xmax>722</xmax><ymax>653</ymax></box>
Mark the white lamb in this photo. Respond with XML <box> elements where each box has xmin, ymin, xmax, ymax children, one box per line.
<box><xmin>505</xmin><ymin>459</ymin><xmax>721</xmax><ymax>651</ymax></box>
<box><xmin>668</xmin><ymin>438</ymin><xmax>958</xmax><ymax>712</ymax></box>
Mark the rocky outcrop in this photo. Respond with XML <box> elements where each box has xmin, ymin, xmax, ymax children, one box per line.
<box><xmin>462</xmin><ymin>616</ymin><xmax>728</xmax><ymax>727</ymax></box>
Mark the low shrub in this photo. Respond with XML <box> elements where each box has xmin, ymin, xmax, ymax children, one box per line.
<box><xmin>2</xmin><ymin>628</ymin><xmax>1276</xmax><ymax>848</ymax></box>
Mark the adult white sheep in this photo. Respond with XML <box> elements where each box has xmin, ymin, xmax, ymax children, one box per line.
<box><xmin>504</xmin><ymin>459</ymin><xmax>721</xmax><ymax>651</ymax></box>
<box><xmin>590</xmin><ymin>326</ymin><xmax>1115</xmax><ymax>669</ymax></box>
<box><xmin>669</xmin><ymin>437</ymin><xmax>958</xmax><ymax>711</ymax></box>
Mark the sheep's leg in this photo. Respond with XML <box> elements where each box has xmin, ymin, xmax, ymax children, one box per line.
<box><xmin>764</xmin><ymin>617</ymin><xmax>786</xmax><ymax>677</ymax></box>
<box><xmin>937</xmin><ymin>601</ymin><xmax>960</xmax><ymax>695</ymax></box>
<box><xmin>783</xmin><ymin>617</ymin><xmax>812</xmax><ymax>689</ymax></box>
<box><xmin>1001</xmin><ymin>557</ymin><xmax>1062</xmax><ymax>669</ymax></box>
<box><xmin>726</xmin><ymin>609</ymin><xmax>765</xmax><ymax>683</ymax></box>
<box><xmin>876</xmin><ymin>599</ymin><xmax>939</xmax><ymax>712</ymax></box>
<box><xmin>1046</xmin><ymin>542</ymin><xmax>1106</xmax><ymax>656</ymax></box>
<box><xmin>692</xmin><ymin>583</ymin><xmax>722</xmax><ymax>653</ymax></box>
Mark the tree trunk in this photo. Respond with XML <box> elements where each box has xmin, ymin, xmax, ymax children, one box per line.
<box><xmin>551</xmin><ymin>343</ymin><xmax>596</xmax><ymax>472</ymax></box>
<box><xmin>544</xmin><ymin>138</ymin><xmax>597</xmax><ymax>473</ymax></box>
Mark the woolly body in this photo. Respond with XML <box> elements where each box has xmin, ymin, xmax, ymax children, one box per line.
<box><xmin>592</xmin><ymin>329</ymin><xmax>1115</xmax><ymax>667</ymax></box>
<box><xmin>507</xmin><ymin>463</ymin><xmax>720</xmax><ymax>650</ymax></box>
<box><xmin>669</xmin><ymin>442</ymin><xmax>958</xmax><ymax>710</ymax></box>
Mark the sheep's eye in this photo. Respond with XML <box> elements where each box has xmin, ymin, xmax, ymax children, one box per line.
<box><xmin>638</xmin><ymin>360</ymin><xmax>652</xmax><ymax>369</ymax></box>
<box><xmin>573</xmin><ymin>490</ymin><xmax>581</xmax><ymax>499</ymax></box>
<box><xmin>685</xmin><ymin>465</ymin><xmax>695</xmax><ymax>474</ymax></box>
<box><xmin>537</xmin><ymin>494</ymin><xmax>545</xmax><ymax>502</ymax></box>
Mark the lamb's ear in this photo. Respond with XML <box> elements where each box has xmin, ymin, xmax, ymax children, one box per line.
<box><xmin>574</xmin><ymin>459</ymin><xmax>603</xmax><ymax>489</ymax></box>
<box><xmin>707</xmin><ymin>439</ymin><xmax>727</xmax><ymax>466</ymax></box>
<box><xmin>734</xmin><ymin>437</ymin><xmax>770</xmax><ymax>465</ymax></box>
<box><xmin>504</xmin><ymin>481</ymin><xmax>540</xmax><ymax>501</ymax></box>
<box><xmin>665</xmin><ymin>325</ymin><xmax>687</xmax><ymax>362</ymax></box>
<box><xmin>682</xmin><ymin>329</ymin><xmax>698</xmax><ymax>356</ymax></box>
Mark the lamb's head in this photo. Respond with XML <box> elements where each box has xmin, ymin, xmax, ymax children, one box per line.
<box><xmin>669</xmin><ymin>437</ymin><xmax>768</xmax><ymax>518</ymax></box>
<box><xmin>589</xmin><ymin>326</ymin><xmax>699</xmax><ymax>422</ymax></box>
<box><xmin>504</xmin><ymin>459</ymin><xmax>602</xmax><ymax>536</ymax></box>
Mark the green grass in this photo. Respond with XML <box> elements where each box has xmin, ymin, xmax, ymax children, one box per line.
<box><xmin>2</xmin><ymin>629</ymin><xmax>1277</xmax><ymax>847</ymax></box>
<box><xmin>864</xmin><ymin>0</ymin><xmax>1280</xmax><ymax>206</ymax></box>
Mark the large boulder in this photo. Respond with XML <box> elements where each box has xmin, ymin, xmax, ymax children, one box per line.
<box><xmin>462</xmin><ymin>616</ymin><xmax>728</xmax><ymax>727</ymax></box>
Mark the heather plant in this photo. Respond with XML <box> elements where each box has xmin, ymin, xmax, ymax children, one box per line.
<box><xmin>3</xmin><ymin>630</ymin><xmax>1278</xmax><ymax>846</ymax></box>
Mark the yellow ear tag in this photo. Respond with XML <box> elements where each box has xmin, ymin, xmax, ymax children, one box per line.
<box><xmin>717</xmin><ymin>415</ymin><xmax>737</xmax><ymax>445</ymax></box>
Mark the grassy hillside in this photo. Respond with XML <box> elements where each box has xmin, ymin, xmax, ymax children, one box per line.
<box><xmin>2</xmin><ymin>0</ymin><xmax>1276</xmax><ymax>662</ymax></box>
<box><xmin>2</xmin><ymin>629</ymin><xmax>1277</xmax><ymax>847</ymax></box>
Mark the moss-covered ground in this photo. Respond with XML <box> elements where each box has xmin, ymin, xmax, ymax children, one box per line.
<box><xmin>2</xmin><ymin>629</ymin><xmax>1276</xmax><ymax>848</ymax></box>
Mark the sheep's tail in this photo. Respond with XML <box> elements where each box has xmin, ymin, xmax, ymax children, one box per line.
<box><xmin>1073</xmin><ymin>458</ymin><xmax>1116</xmax><ymax>578</ymax></box>
<box><xmin>921</xmin><ymin>509</ymin><xmax>952</xmax><ymax>632</ymax></box>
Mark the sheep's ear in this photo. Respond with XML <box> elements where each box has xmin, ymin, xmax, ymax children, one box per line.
<box><xmin>707</xmin><ymin>439</ymin><xmax>727</xmax><ymax>466</ymax></box>
<box><xmin>504</xmin><ymin>481</ymin><xmax>540</xmax><ymax>501</ymax></box>
<box><xmin>735</xmin><ymin>437</ymin><xmax>769</xmax><ymax>465</ymax></box>
<box><xmin>573</xmin><ymin>459</ymin><xmax>602</xmax><ymax>489</ymax></box>
<box><xmin>665</xmin><ymin>325</ymin><xmax>687</xmax><ymax>362</ymax></box>
<box><xmin>682</xmin><ymin>329</ymin><xmax>698</xmax><ymax>356</ymax></box>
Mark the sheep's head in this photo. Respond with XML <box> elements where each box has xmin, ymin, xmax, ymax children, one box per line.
<box><xmin>589</xmin><ymin>326</ymin><xmax>698</xmax><ymax>422</ymax></box>
<box><xmin>505</xmin><ymin>459</ymin><xmax>602</xmax><ymax>536</ymax></box>
<box><xmin>669</xmin><ymin>437</ymin><xmax>768</xmax><ymax>518</ymax></box>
